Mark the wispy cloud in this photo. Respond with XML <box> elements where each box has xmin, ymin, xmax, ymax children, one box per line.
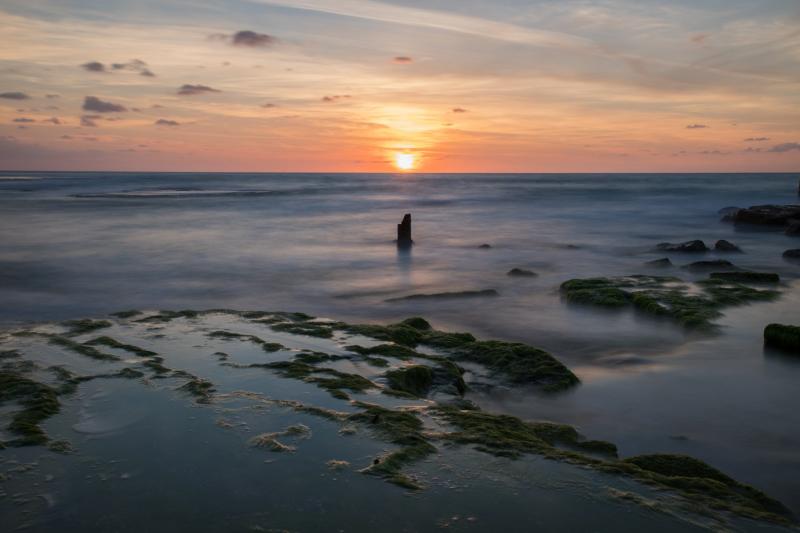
<box><xmin>155</xmin><ymin>119</ymin><xmax>180</xmax><ymax>126</ymax></box>
<box><xmin>393</xmin><ymin>56</ymin><xmax>413</xmax><ymax>63</ymax></box>
<box><xmin>744</xmin><ymin>137</ymin><xmax>769</xmax><ymax>142</ymax></box>
<box><xmin>322</xmin><ymin>94</ymin><xmax>351</xmax><ymax>102</ymax></box>
<box><xmin>452</xmin><ymin>107</ymin><xmax>468</xmax><ymax>113</ymax></box>
<box><xmin>81</xmin><ymin>61</ymin><xmax>107</xmax><ymax>72</ymax></box>
<box><xmin>768</xmin><ymin>142</ymin><xmax>800</xmax><ymax>153</ymax></box>
<box><xmin>12</xmin><ymin>117</ymin><xmax>35</xmax><ymax>123</ymax></box>
<box><xmin>177</xmin><ymin>84</ymin><xmax>221</xmax><ymax>96</ymax></box>
<box><xmin>0</xmin><ymin>92</ymin><xmax>30</xmax><ymax>100</ymax></box>
<box><xmin>83</xmin><ymin>96</ymin><xmax>127</xmax><ymax>113</ymax></box>
<box><xmin>209</xmin><ymin>30</ymin><xmax>277</xmax><ymax>48</ymax></box>
<box><xmin>686</xmin><ymin>124</ymin><xmax>708</xmax><ymax>129</ymax></box>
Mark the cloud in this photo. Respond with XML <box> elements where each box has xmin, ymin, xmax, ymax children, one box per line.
<box><xmin>44</xmin><ymin>117</ymin><xmax>61</xmax><ymax>125</ymax></box>
<box><xmin>155</xmin><ymin>119</ymin><xmax>180</xmax><ymax>126</ymax></box>
<box><xmin>744</xmin><ymin>137</ymin><xmax>769</xmax><ymax>142</ymax></box>
<box><xmin>322</xmin><ymin>94</ymin><xmax>351</xmax><ymax>102</ymax></box>
<box><xmin>0</xmin><ymin>92</ymin><xmax>30</xmax><ymax>100</ymax></box>
<box><xmin>111</xmin><ymin>59</ymin><xmax>156</xmax><ymax>77</ymax></box>
<box><xmin>81</xmin><ymin>61</ymin><xmax>107</xmax><ymax>72</ymax></box>
<box><xmin>210</xmin><ymin>30</ymin><xmax>278</xmax><ymax>47</ymax></box>
<box><xmin>686</xmin><ymin>124</ymin><xmax>708</xmax><ymax>129</ymax></box>
<box><xmin>691</xmin><ymin>34</ymin><xmax>709</xmax><ymax>44</ymax></box>
<box><xmin>80</xmin><ymin>115</ymin><xmax>99</xmax><ymax>127</ymax></box>
<box><xmin>393</xmin><ymin>56</ymin><xmax>413</xmax><ymax>63</ymax></box>
<box><xmin>177</xmin><ymin>84</ymin><xmax>221</xmax><ymax>95</ymax></box>
<box><xmin>45</xmin><ymin>94</ymin><xmax>59</xmax><ymax>99</ymax></box>
<box><xmin>452</xmin><ymin>107</ymin><xmax>468</xmax><ymax>113</ymax></box>
<box><xmin>260</xmin><ymin>103</ymin><xmax>277</xmax><ymax>108</ymax></box>
<box><xmin>12</xmin><ymin>117</ymin><xmax>35</xmax><ymax>123</ymax></box>
<box><xmin>767</xmin><ymin>142</ymin><xmax>800</xmax><ymax>153</ymax></box>
<box><xmin>83</xmin><ymin>96</ymin><xmax>127</xmax><ymax>113</ymax></box>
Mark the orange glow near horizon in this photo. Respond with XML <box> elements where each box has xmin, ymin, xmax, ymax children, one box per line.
<box><xmin>394</xmin><ymin>152</ymin><xmax>415</xmax><ymax>171</ymax></box>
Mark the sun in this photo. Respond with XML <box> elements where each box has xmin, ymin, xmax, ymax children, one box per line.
<box><xmin>394</xmin><ymin>152</ymin><xmax>415</xmax><ymax>171</ymax></box>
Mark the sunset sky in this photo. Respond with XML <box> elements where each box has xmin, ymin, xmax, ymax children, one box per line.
<box><xmin>1</xmin><ymin>0</ymin><xmax>799</xmax><ymax>172</ymax></box>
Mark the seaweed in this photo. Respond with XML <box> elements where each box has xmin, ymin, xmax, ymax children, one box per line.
<box><xmin>248</xmin><ymin>423</ymin><xmax>312</xmax><ymax>452</ymax></box>
<box><xmin>134</xmin><ymin>310</ymin><xmax>198</xmax><ymax>323</ymax></box>
<box><xmin>207</xmin><ymin>330</ymin><xmax>284</xmax><ymax>352</ymax></box>
<box><xmin>84</xmin><ymin>336</ymin><xmax>158</xmax><ymax>356</ymax></box>
<box><xmin>0</xmin><ymin>371</ymin><xmax>61</xmax><ymax>446</ymax></box>
<box><xmin>346</xmin><ymin>344</ymin><xmax>418</xmax><ymax>360</ymax></box>
<box><xmin>177</xmin><ymin>378</ymin><xmax>215</xmax><ymax>403</ymax></box>
<box><xmin>110</xmin><ymin>310</ymin><xmax>142</xmax><ymax>318</ymax></box>
<box><xmin>264</xmin><ymin>359</ymin><xmax>375</xmax><ymax>398</ymax></box>
<box><xmin>385</xmin><ymin>366</ymin><xmax>434</xmax><ymax>396</ymax></box>
<box><xmin>764</xmin><ymin>323</ymin><xmax>800</xmax><ymax>353</ymax></box>
<box><xmin>561</xmin><ymin>275</ymin><xmax>780</xmax><ymax>329</ymax></box>
<box><xmin>348</xmin><ymin>402</ymin><xmax>437</xmax><ymax>489</ymax></box>
<box><xmin>62</xmin><ymin>319</ymin><xmax>112</xmax><ymax>336</ymax></box>
<box><xmin>268</xmin><ymin>321</ymin><xmax>334</xmax><ymax>339</ymax></box>
<box><xmin>48</xmin><ymin>336</ymin><xmax>120</xmax><ymax>361</ymax></box>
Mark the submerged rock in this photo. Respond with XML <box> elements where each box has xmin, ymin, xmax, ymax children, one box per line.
<box><xmin>730</xmin><ymin>204</ymin><xmax>800</xmax><ymax>226</ymax></box>
<box><xmin>709</xmin><ymin>271</ymin><xmax>780</xmax><ymax>284</ymax></box>
<box><xmin>787</xmin><ymin>220</ymin><xmax>800</xmax><ymax>236</ymax></box>
<box><xmin>507</xmin><ymin>268</ymin><xmax>537</xmax><ymax>277</ymax></box>
<box><xmin>682</xmin><ymin>260</ymin><xmax>736</xmax><ymax>272</ymax></box>
<box><xmin>478</xmin><ymin>243</ymin><xmax>492</xmax><ymax>249</ymax></box>
<box><xmin>764</xmin><ymin>324</ymin><xmax>800</xmax><ymax>353</ymax></box>
<box><xmin>714</xmin><ymin>239</ymin><xmax>742</xmax><ymax>252</ymax></box>
<box><xmin>783</xmin><ymin>249</ymin><xmax>800</xmax><ymax>260</ymax></box>
<box><xmin>644</xmin><ymin>257</ymin><xmax>672</xmax><ymax>268</ymax></box>
<box><xmin>386</xmin><ymin>289</ymin><xmax>499</xmax><ymax>302</ymax></box>
<box><xmin>656</xmin><ymin>240</ymin><xmax>708</xmax><ymax>252</ymax></box>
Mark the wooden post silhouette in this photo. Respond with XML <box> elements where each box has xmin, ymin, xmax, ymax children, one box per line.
<box><xmin>397</xmin><ymin>213</ymin><xmax>413</xmax><ymax>248</ymax></box>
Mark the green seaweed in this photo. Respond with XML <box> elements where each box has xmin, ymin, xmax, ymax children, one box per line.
<box><xmin>177</xmin><ymin>378</ymin><xmax>215</xmax><ymax>403</ymax></box>
<box><xmin>268</xmin><ymin>321</ymin><xmax>335</xmax><ymax>339</ymax></box>
<box><xmin>0</xmin><ymin>371</ymin><xmax>61</xmax><ymax>446</ymax></box>
<box><xmin>561</xmin><ymin>275</ymin><xmax>779</xmax><ymax>329</ymax></box>
<box><xmin>265</xmin><ymin>359</ymin><xmax>375</xmax><ymax>398</ymax></box>
<box><xmin>85</xmin><ymin>336</ymin><xmax>157</xmax><ymax>357</ymax></box>
<box><xmin>348</xmin><ymin>402</ymin><xmax>437</xmax><ymax>490</ymax></box>
<box><xmin>110</xmin><ymin>309</ymin><xmax>142</xmax><ymax>318</ymax></box>
<box><xmin>764</xmin><ymin>323</ymin><xmax>800</xmax><ymax>353</ymax></box>
<box><xmin>385</xmin><ymin>365</ymin><xmax>434</xmax><ymax>396</ymax></box>
<box><xmin>62</xmin><ymin>318</ymin><xmax>112</xmax><ymax>336</ymax></box>
<box><xmin>48</xmin><ymin>336</ymin><xmax>121</xmax><ymax>361</ymax></box>
<box><xmin>207</xmin><ymin>330</ymin><xmax>284</xmax><ymax>352</ymax></box>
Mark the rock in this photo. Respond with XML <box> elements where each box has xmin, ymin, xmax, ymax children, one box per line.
<box><xmin>714</xmin><ymin>239</ymin><xmax>742</xmax><ymax>252</ymax></box>
<box><xmin>729</xmin><ymin>205</ymin><xmax>800</xmax><ymax>227</ymax></box>
<box><xmin>786</xmin><ymin>220</ymin><xmax>800</xmax><ymax>236</ymax></box>
<box><xmin>396</xmin><ymin>213</ymin><xmax>413</xmax><ymax>248</ymax></box>
<box><xmin>764</xmin><ymin>323</ymin><xmax>800</xmax><ymax>353</ymax></box>
<box><xmin>385</xmin><ymin>289</ymin><xmax>499</xmax><ymax>302</ymax></box>
<box><xmin>656</xmin><ymin>240</ymin><xmax>708</xmax><ymax>252</ymax></box>
<box><xmin>507</xmin><ymin>268</ymin><xmax>537</xmax><ymax>277</ymax></box>
<box><xmin>645</xmin><ymin>258</ymin><xmax>672</xmax><ymax>267</ymax></box>
<box><xmin>682</xmin><ymin>260</ymin><xmax>736</xmax><ymax>272</ymax></box>
<box><xmin>783</xmin><ymin>249</ymin><xmax>800</xmax><ymax>259</ymax></box>
<box><xmin>709</xmin><ymin>271</ymin><xmax>779</xmax><ymax>283</ymax></box>
<box><xmin>718</xmin><ymin>206</ymin><xmax>741</xmax><ymax>216</ymax></box>
<box><xmin>478</xmin><ymin>243</ymin><xmax>492</xmax><ymax>249</ymax></box>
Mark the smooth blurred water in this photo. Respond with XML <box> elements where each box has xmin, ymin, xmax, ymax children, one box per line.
<box><xmin>2</xmin><ymin>171</ymin><xmax>799</xmax><ymax>514</ymax></box>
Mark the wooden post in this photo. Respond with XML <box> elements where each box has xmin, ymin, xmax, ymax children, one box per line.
<box><xmin>397</xmin><ymin>213</ymin><xmax>413</xmax><ymax>248</ymax></box>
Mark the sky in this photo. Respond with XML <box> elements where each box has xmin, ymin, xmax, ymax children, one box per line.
<box><xmin>0</xmin><ymin>0</ymin><xmax>799</xmax><ymax>172</ymax></box>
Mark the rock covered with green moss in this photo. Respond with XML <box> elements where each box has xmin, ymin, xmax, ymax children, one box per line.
<box><xmin>764</xmin><ymin>324</ymin><xmax>800</xmax><ymax>353</ymax></box>
<box><xmin>561</xmin><ymin>275</ymin><xmax>779</xmax><ymax>329</ymax></box>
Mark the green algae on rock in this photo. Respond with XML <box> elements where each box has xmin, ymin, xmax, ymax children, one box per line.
<box><xmin>84</xmin><ymin>336</ymin><xmax>158</xmax><ymax>357</ymax></box>
<box><xmin>207</xmin><ymin>330</ymin><xmax>284</xmax><ymax>352</ymax></box>
<box><xmin>0</xmin><ymin>371</ymin><xmax>61</xmax><ymax>446</ymax></box>
<box><xmin>61</xmin><ymin>318</ymin><xmax>112</xmax><ymax>336</ymax></box>
<box><xmin>764</xmin><ymin>323</ymin><xmax>800</xmax><ymax>353</ymax></box>
<box><xmin>709</xmin><ymin>271</ymin><xmax>780</xmax><ymax>284</ymax></box>
<box><xmin>561</xmin><ymin>275</ymin><xmax>779</xmax><ymax>329</ymax></box>
<box><xmin>385</xmin><ymin>365</ymin><xmax>434</xmax><ymax>397</ymax></box>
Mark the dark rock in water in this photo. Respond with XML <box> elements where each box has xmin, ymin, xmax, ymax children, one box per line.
<box><xmin>764</xmin><ymin>323</ymin><xmax>800</xmax><ymax>353</ymax></box>
<box><xmin>718</xmin><ymin>206</ymin><xmax>741</xmax><ymax>216</ymax></box>
<box><xmin>783</xmin><ymin>249</ymin><xmax>800</xmax><ymax>260</ymax></box>
<box><xmin>507</xmin><ymin>268</ymin><xmax>537</xmax><ymax>277</ymax></box>
<box><xmin>682</xmin><ymin>260</ymin><xmax>736</xmax><ymax>272</ymax></box>
<box><xmin>644</xmin><ymin>257</ymin><xmax>672</xmax><ymax>267</ymax></box>
<box><xmin>786</xmin><ymin>220</ymin><xmax>800</xmax><ymax>236</ymax></box>
<box><xmin>386</xmin><ymin>289</ymin><xmax>499</xmax><ymax>302</ymax></box>
<box><xmin>656</xmin><ymin>240</ymin><xmax>708</xmax><ymax>252</ymax></box>
<box><xmin>714</xmin><ymin>239</ymin><xmax>742</xmax><ymax>252</ymax></box>
<box><xmin>710</xmin><ymin>271</ymin><xmax>779</xmax><ymax>283</ymax></box>
<box><xmin>728</xmin><ymin>204</ymin><xmax>800</xmax><ymax>227</ymax></box>
<box><xmin>478</xmin><ymin>243</ymin><xmax>492</xmax><ymax>249</ymax></box>
<box><xmin>396</xmin><ymin>213</ymin><xmax>413</xmax><ymax>248</ymax></box>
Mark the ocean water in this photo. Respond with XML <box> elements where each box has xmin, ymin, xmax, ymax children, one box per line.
<box><xmin>1</xmin><ymin>171</ymin><xmax>799</xmax><ymax>525</ymax></box>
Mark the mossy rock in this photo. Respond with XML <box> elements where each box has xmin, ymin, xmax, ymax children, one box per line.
<box><xmin>764</xmin><ymin>323</ymin><xmax>800</xmax><ymax>353</ymax></box>
<box><xmin>0</xmin><ymin>371</ymin><xmax>61</xmax><ymax>446</ymax></box>
<box><xmin>385</xmin><ymin>365</ymin><xmax>434</xmax><ymax>396</ymax></box>
<box><xmin>709</xmin><ymin>271</ymin><xmax>780</xmax><ymax>284</ymax></box>
<box><xmin>62</xmin><ymin>319</ymin><xmax>112</xmax><ymax>336</ymax></box>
